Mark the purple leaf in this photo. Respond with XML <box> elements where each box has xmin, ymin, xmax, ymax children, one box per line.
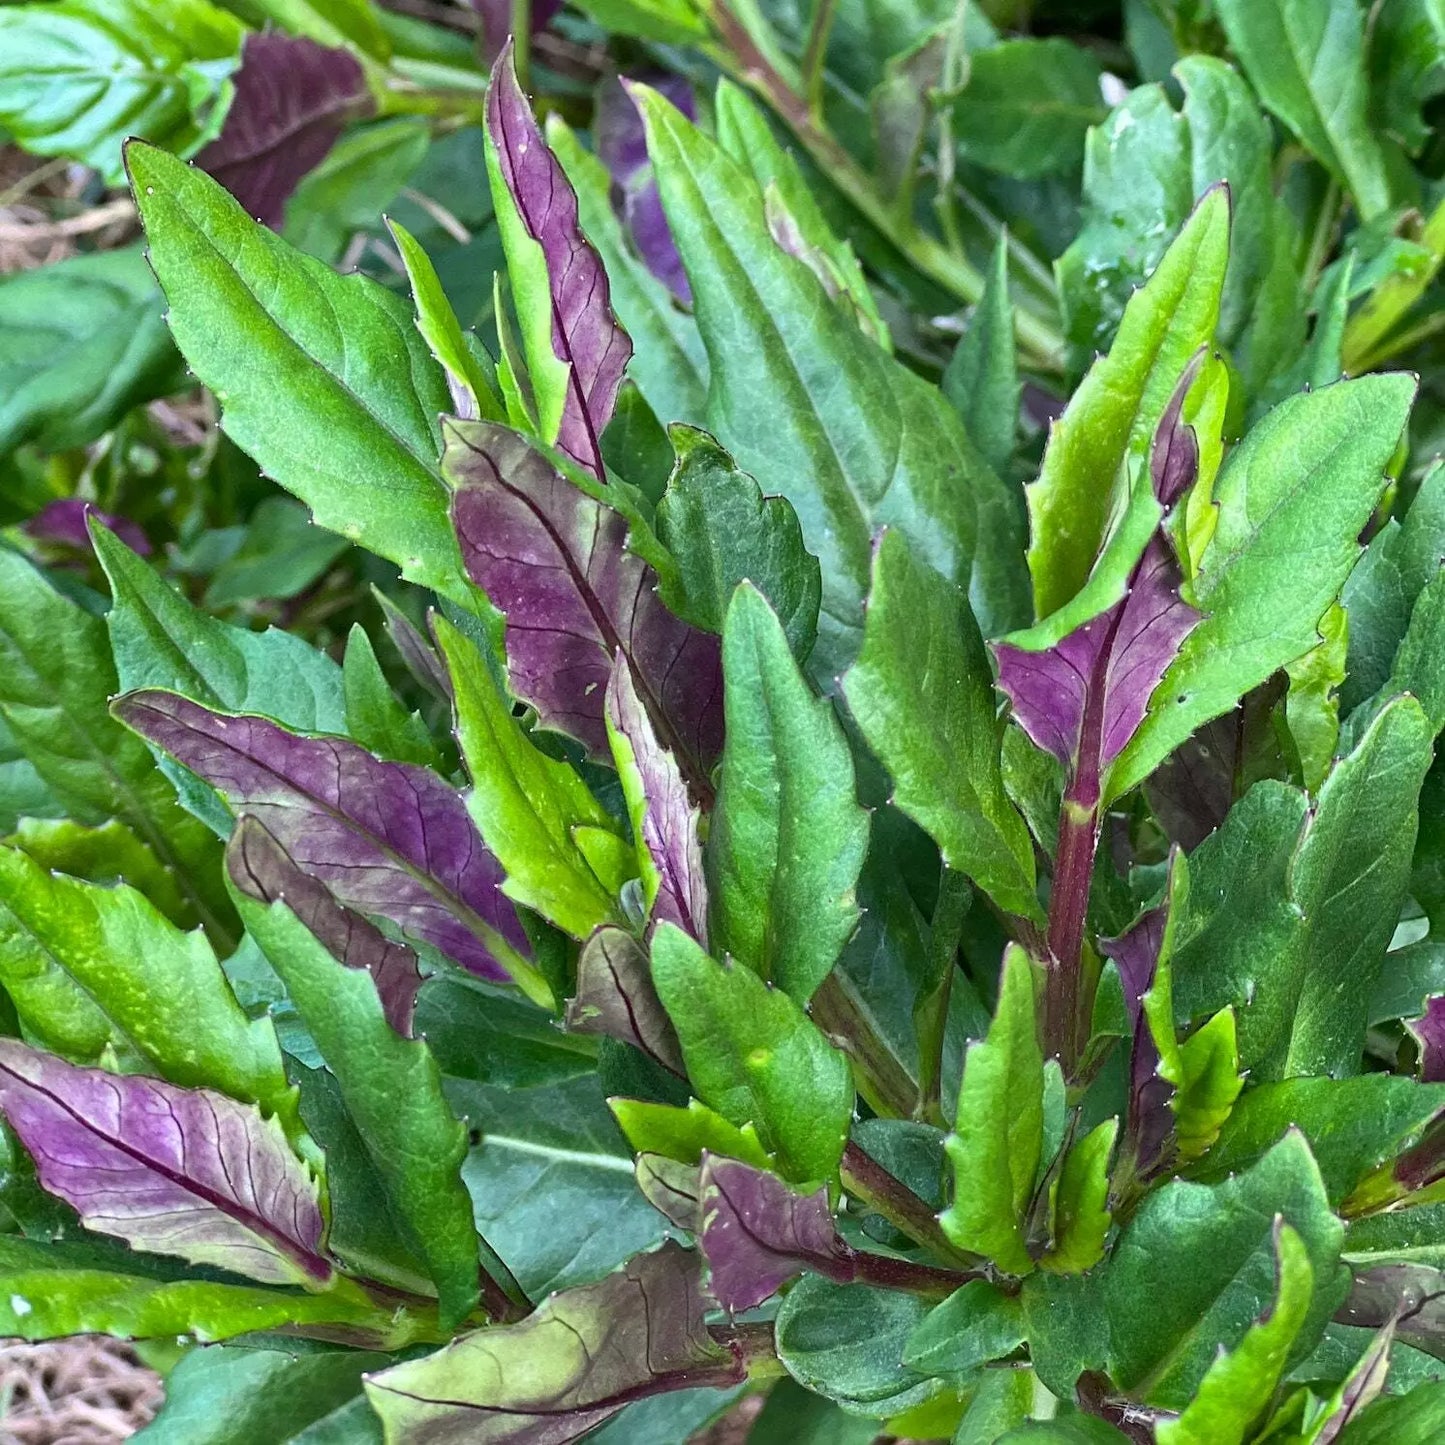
<box><xmin>1099</xmin><ymin>904</ymin><xmax>1174</xmax><ymax>1178</ymax></box>
<box><xmin>470</xmin><ymin>0</ymin><xmax>562</xmax><ymax>66</ymax></box>
<box><xmin>364</xmin><ymin>1241</ymin><xmax>745</xmax><ymax>1443</ymax></box>
<box><xmin>565</xmin><ymin>925</ymin><xmax>684</xmax><ymax>1073</ymax></box>
<box><xmin>377</xmin><ymin>592</ymin><xmax>453</xmax><ymax>703</ymax></box>
<box><xmin>605</xmin><ymin>652</ymin><xmax>708</xmax><ymax>942</ymax></box>
<box><xmin>227</xmin><ymin>815</ymin><xmax>422</xmax><ymax>1038</ymax></box>
<box><xmin>487</xmin><ymin>42</ymin><xmax>632</xmax><ymax>479</ymax></box>
<box><xmin>595</xmin><ymin>76</ymin><xmax>693</xmax><ymax>303</ymax></box>
<box><xmin>195</xmin><ymin>32</ymin><xmax>370</xmax><ymax>230</ymax></box>
<box><xmin>25</xmin><ymin>499</ymin><xmax>150</xmax><ymax>557</ymax></box>
<box><xmin>698</xmin><ymin>1155</ymin><xmax>853</xmax><ymax>1313</ymax></box>
<box><xmin>447</xmin><ymin>421</ymin><xmax>722</xmax><ymax>791</ymax></box>
<box><xmin>1412</xmin><ymin>997</ymin><xmax>1445</xmax><ymax>1084</ymax></box>
<box><xmin>113</xmin><ymin>691</ymin><xmax>530</xmax><ymax>985</ymax></box>
<box><xmin>0</xmin><ymin>1039</ymin><xmax>329</xmax><ymax>1286</ymax></box>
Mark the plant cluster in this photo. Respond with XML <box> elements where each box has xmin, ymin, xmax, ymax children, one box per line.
<box><xmin>1</xmin><ymin>0</ymin><xmax>1445</xmax><ymax>1441</ymax></box>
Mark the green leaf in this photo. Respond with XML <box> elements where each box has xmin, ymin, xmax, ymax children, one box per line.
<box><xmin>0</xmin><ymin>843</ymin><xmax>298</xmax><ymax>1137</ymax></box>
<box><xmin>1368</xmin><ymin>568</ymin><xmax>1445</xmax><ymax>738</ymax></box>
<box><xmin>1370</xmin><ymin>0</ymin><xmax>1445</xmax><ymax>155</ymax></box>
<box><xmin>844</xmin><ymin>529</ymin><xmax>1039</xmax><ymax>923</ymax></box>
<box><xmin>548</xmin><ymin>118</ymin><xmax>709</xmax><ymax>429</ymax></box>
<box><xmin>0</xmin><ymin>546</ymin><xmax>231</xmax><ymax>938</ymax></box>
<box><xmin>1214</xmin><ymin>0</ymin><xmax>1392</xmax><ymax>218</ymax></box>
<box><xmin>0</xmin><ymin>245</ymin><xmax>179</xmax><ymax>457</ymax></box>
<box><xmin>1156</xmin><ymin>1222</ymin><xmax>1315</xmax><ymax>1445</ymax></box>
<box><xmin>234</xmin><ymin>886</ymin><xmax>480</xmax><ymax>1328</ymax></box>
<box><xmin>775</xmin><ymin>1275</ymin><xmax>943</xmax><ymax>1418</ymax></box>
<box><xmin>710</xmin><ymin>584</ymin><xmax>869</xmax><ymax>1004</ymax></box>
<box><xmin>952</xmin><ymin>38</ymin><xmax>1105</xmax><ymax>178</ymax></box>
<box><xmin>131</xmin><ymin>1343</ymin><xmax>387</xmax><ymax>1445</ymax></box>
<box><xmin>649</xmin><ymin>923</ymin><xmax>853</xmax><ymax>1184</ymax></box>
<box><xmin>902</xmin><ymin>1278</ymin><xmax>1027</xmax><ymax>1375</ymax></box>
<box><xmin>1040</xmin><ymin>1118</ymin><xmax>1117</xmax><ymax>1274</ymax></box>
<box><xmin>609</xmin><ymin>1097</ymin><xmax>773</xmax><ymax>1170</ymax></box>
<box><xmin>0</xmin><ymin>0</ymin><xmax>244</xmax><ymax>183</ymax></box>
<box><xmin>224</xmin><ymin>0</ymin><xmax>391</xmax><ymax>58</ymax></box>
<box><xmin>1108</xmin><ymin>375</ymin><xmax>1417</xmax><ymax>803</ymax></box>
<box><xmin>1033</xmin><ymin>185</ymin><xmax>1228</xmax><ymax>618</ymax></box>
<box><xmin>638</xmin><ymin>84</ymin><xmax>993</xmax><ymax>678</ymax></box>
<box><xmin>1335</xmin><ymin>1382</ymin><xmax>1445</xmax><ymax>1445</ymax></box>
<box><xmin>655</xmin><ymin>426</ymin><xmax>821</xmax><ymax>662</ymax></box>
<box><xmin>1104</xmin><ymin>1132</ymin><xmax>1347</xmax><ymax>1408</ymax></box>
<box><xmin>943</xmin><ymin>236</ymin><xmax>1019</xmax><ymax>481</ymax></box>
<box><xmin>747</xmin><ymin>1378</ymin><xmax>878</xmax><ymax>1444</ymax></box>
<box><xmin>940</xmin><ymin>945</ymin><xmax>1044</xmax><ymax>1274</ymax></box>
<box><xmin>202</xmin><ymin>498</ymin><xmax>351</xmax><ymax>610</ymax></box>
<box><xmin>998</xmin><ymin>1421</ymin><xmax>1131</xmax><ymax>1444</ymax></box>
<box><xmin>435</xmin><ymin>616</ymin><xmax>626</xmax><ymax>946</ymax></box>
<box><xmin>341</xmin><ymin>625</ymin><xmax>439</xmax><ymax>769</ymax></box>
<box><xmin>1284</xmin><ymin>601</ymin><xmax>1349</xmax><ymax>793</ymax></box>
<box><xmin>127</xmin><ymin>142</ymin><xmax>468</xmax><ymax>604</ymax></box>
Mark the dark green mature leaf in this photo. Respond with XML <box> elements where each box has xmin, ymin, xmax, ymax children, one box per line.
<box><xmin>0</xmin><ymin>246</ymin><xmax>179</xmax><ymax>457</ymax></box>
<box><xmin>0</xmin><ymin>546</ymin><xmax>230</xmax><ymax>938</ymax></box>
<box><xmin>127</xmin><ymin>142</ymin><xmax>469</xmax><ymax>604</ymax></box>
<box><xmin>650</xmin><ymin>923</ymin><xmax>853</xmax><ymax>1184</ymax></box>
<box><xmin>710</xmin><ymin>585</ymin><xmax>869</xmax><ymax>1005</ymax></box>
<box><xmin>940</xmin><ymin>945</ymin><xmax>1044</xmax><ymax>1274</ymax></box>
<box><xmin>1371</xmin><ymin>0</ymin><xmax>1445</xmax><ymax>154</ymax></box>
<box><xmin>943</xmin><ymin>236</ymin><xmax>1018</xmax><ymax>482</ymax></box>
<box><xmin>844</xmin><ymin>529</ymin><xmax>1039</xmax><ymax>923</ymax></box>
<box><xmin>1336</xmin><ymin>1381</ymin><xmax>1445</xmax><ymax>1444</ymax></box>
<box><xmin>1104</xmin><ymin>1132</ymin><xmax>1347</xmax><ymax>1408</ymax></box>
<box><xmin>1213</xmin><ymin>0</ymin><xmax>1392</xmax><ymax>218</ymax></box>
<box><xmin>1109</xmin><ymin>375</ymin><xmax>1416</xmax><ymax>802</ymax></box>
<box><xmin>0</xmin><ymin>0</ymin><xmax>244</xmax><ymax>182</ymax></box>
<box><xmin>638</xmin><ymin>84</ymin><xmax>994</xmax><ymax>678</ymax></box>
<box><xmin>222</xmin><ymin>0</ymin><xmax>391</xmax><ymax>57</ymax></box>
<box><xmin>902</xmin><ymin>1278</ymin><xmax>1027</xmax><ymax>1375</ymax></box>
<box><xmin>130</xmin><ymin>1343</ymin><xmax>387</xmax><ymax>1445</ymax></box>
<box><xmin>656</xmin><ymin>427</ymin><xmax>821</xmax><ymax>662</ymax></box>
<box><xmin>230</xmin><ymin>828</ymin><xmax>481</xmax><ymax>1327</ymax></box>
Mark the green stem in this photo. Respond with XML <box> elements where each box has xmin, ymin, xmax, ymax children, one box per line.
<box><xmin>914</xmin><ymin>867</ymin><xmax>971</xmax><ymax>1127</ymax></box>
<box><xmin>1343</xmin><ymin>195</ymin><xmax>1445</xmax><ymax>372</ymax></box>
<box><xmin>800</xmin><ymin>0</ymin><xmax>838</xmax><ymax>119</ymax></box>
<box><xmin>813</xmin><ymin>972</ymin><xmax>920</xmax><ymax>1119</ymax></box>
<box><xmin>840</xmin><ymin>1141</ymin><xmax>981</xmax><ymax>1268</ymax></box>
<box><xmin>510</xmin><ymin>0</ymin><xmax>533</xmax><ymax>93</ymax></box>
<box><xmin>1302</xmin><ymin>178</ymin><xmax>1342</xmax><ymax>293</ymax></box>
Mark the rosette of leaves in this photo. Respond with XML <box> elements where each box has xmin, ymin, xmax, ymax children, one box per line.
<box><xmin>2</xmin><ymin>2</ymin><xmax>1445</xmax><ymax>1443</ymax></box>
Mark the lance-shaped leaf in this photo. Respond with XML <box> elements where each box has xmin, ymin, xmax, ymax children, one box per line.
<box><xmin>0</xmin><ymin>1040</ymin><xmax>329</xmax><ymax>1288</ymax></box>
<box><xmin>606</xmin><ymin>651</ymin><xmax>707</xmax><ymax>942</ymax></box>
<box><xmin>227</xmin><ymin>816</ymin><xmax>421</xmax><ymax>1039</ymax></box>
<box><xmin>486</xmin><ymin>42</ymin><xmax>631</xmax><ymax>479</ymax></box>
<box><xmin>996</xmin><ymin>372</ymin><xmax>1203</xmax><ymax>795</ymax></box>
<box><xmin>610</xmin><ymin>1097</ymin><xmax>773</xmax><ymax>1171</ymax></box>
<box><xmin>567</xmin><ymin>926</ymin><xmax>684</xmax><ymax>1072</ymax></box>
<box><xmin>195</xmin><ymin>32</ymin><xmax>370</xmax><ymax>229</ymax></box>
<box><xmin>365</xmin><ymin>1242</ymin><xmax>744</xmax><ymax>1442</ymax></box>
<box><xmin>112</xmin><ymin>690</ymin><xmax>538</xmax><ymax>995</ymax></box>
<box><xmin>447</xmin><ymin>420</ymin><xmax>722</xmax><ymax>786</ymax></box>
<box><xmin>710</xmin><ymin>584</ymin><xmax>869</xmax><ymax>1004</ymax></box>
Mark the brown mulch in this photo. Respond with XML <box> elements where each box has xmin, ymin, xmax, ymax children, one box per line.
<box><xmin>0</xmin><ymin>1340</ymin><xmax>160</xmax><ymax>1444</ymax></box>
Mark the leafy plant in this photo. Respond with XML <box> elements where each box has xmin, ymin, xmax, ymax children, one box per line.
<box><xmin>2</xmin><ymin>0</ymin><xmax>1445</xmax><ymax>1441</ymax></box>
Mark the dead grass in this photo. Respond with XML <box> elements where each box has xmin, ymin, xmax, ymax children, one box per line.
<box><xmin>0</xmin><ymin>1339</ymin><xmax>160</xmax><ymax>1444</ymax></box>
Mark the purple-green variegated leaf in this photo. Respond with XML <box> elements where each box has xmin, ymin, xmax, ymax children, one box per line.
<box><xmin>227</xmin><ymin>815</ymin><xmax>422</xmax><ymax>1038</ymax></box>
<box><xmin>25</xmin><ymin>498</ymin><xmax>150</xmax><ymax>557</ymax></box>
<box><xmin>605</xmin><ymin>652</ymin><xmax>707</xmax><ymax>942</ymax></box>
<box><xmin>565</xmin><ymin>925</ymin><xmax>685</xmax><ymax>1073</ymax></box>
<box><xmin>487</xmin><ymin>42</ymin><xmax>632</xmax><ymax>479</ymax></box>
<box><xmin>596</xmin><ymin>76</ymin><xmax>693</xmax><ymax>303</ymax></box>
<box><xmin>0</xmin><ymin>1039</ymin><xmax>329</xmax><ymax>1286</ymax></box>
<box><xmin>195</xmin><ymin>32</ymin><xmax>370</xmax><ymax>230</ymax></box>
<box><xmin>447</xmin><ymin>421</ymin><xmax>722</xmax><ymax>787</ymax></box>
<box><xmin>698</xmin><ymin>1155</ymin><xmax>852</xmax><ymax>1313</ymax></box>
<box><xmin>1412</xmin><ymin>998</ymin><xmax>1445</xmax><ymax>1084</ymax></box>
<box><xmin>364</xmin><ymin>1241</ymin><xmax>744</xmax><ymax>1443</ymax></box>
<box><xmin>113</xmin><ymin>691</ymin><xmax>529</xmax><ymax>984</ymax></box>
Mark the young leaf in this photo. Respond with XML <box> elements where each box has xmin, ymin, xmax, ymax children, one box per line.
<box><xmin>113</xmin><ymin>690</ymin><xmax>537</xmax><ymax>994</ymax></box>
<box><xmin>568</xmin><ymin>927</ymin><xmax>684</xmax><ymax>1072</ymax></box>
<box><xmin>649</xmin><ymin>923</ymin><xmax>854</xmax><ymax>1184</ymax></box>
<box><xmin>341</xmin><ymin>623</ymin><xmax>439</xmax><ymax>769</ymax></box>
<box><xmin>228</xmin><ymin>822</ymin><xmax>482</xmax><ymax>1326</ymax></box>
<box><xmin>1109</xmin><ymin>374</ymin><xmax>1417</xmax><ymax>802</ymax></box>
<box><xmin>485</xmin><ymin>41</ymin><xmax>632</xmax><ymax>479</ymax></box>
<box><xmin>436</xmin><ymin>614</ymin><xmax>629</xmax><ymax>950</ymax></box>
<box><xmin>943</xmin><ymin>236</ymin><xmax>1019</xmax><ymax>481</ymax></box>
<box><xmin>446</xmin><ymin>420</ymin><xmax>723</xmax><ymax>789</ymax></box>
<box><xmin>1155</xmin><ymin>1221</ymin><xmax>1315</xmax><ymax>1445</ymax></box>
<box><xmin>609</xmin><ymin>1097</ymin><xmax>772</xmax><ymax>1170</ymax></box>
<box><xmin>1028</xmin><ymin>185</ymin><xmax>1229</xmax><ymax>618</ymax></box>
<box><xmin>0</xmin><ymin>1040</ymin><xmax>330</xmax><ymax>1287</ymax></box>
<box><xmin>1213</xmin><ymin>0</ymin><xmax>1391</xmax><ymax>218</ymax></box>
<box><xmin>605</xmin><ymin>653</ymin><xmax>707</xmax><ymax>942</ymax></box>
<box><xmin>654</xmin><ymin>425</ymin><xmax>822</xmax><ymax>662</ymax></box>
<box><xmin>710</xmin><ymin>584</ymin><xmax>870</xmax><ymax>1004</ymax></box>
<box><xmin>844</xmin><ymin>529</ymin><xmax>1040</xmax><ymax>924</ymax></box>
<box><xmin>126</xmin><ymin>142</ymin><xmax>468</xmax><ymax>603</ymax></box>
<box><xmin>194</xmin><ymin>31</ymin><xmax>370</xmax><ymax>229</ymax></box>
<box><xmin>365</xmin><ymin>1243</ymin><xmax>744</xmax><ymax>1440</ymax></box>
<box><xmin>1040</xmin><ymin>1118</ymin><xmax>1117</xmax><ymax>1274</ymax></box>
<box><xmin>941</xmin><ymin>945</ymin><xmax>1045</xmax><ymax>1275</ymax></box>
